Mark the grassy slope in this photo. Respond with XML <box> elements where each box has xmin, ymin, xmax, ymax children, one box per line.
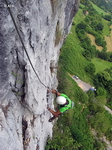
<box><xmin>74</xmin><ymin>9</ymin><xmax>85</xmax><ymax>24</ymax></box>
<box><xmin>59</xmin><ymin>0</ymin><xmax>112</xmax><ymax>135</ymax></box>
<box><xmin>92</xmin><ymin>58</ymin><xmax>112</xmax><ymax>73</ymax></box>
<box><xmin>62</xmin><ymin>9</ymin><xmax>96</xmax><ymax>83</ymax></box>
<box><xmin>91</xmin><ymin>2</ymin><xmax>108</xmax><ymax>15</ymax></box>
<box><xmin>46</xmin><ymin>3</ymin><xmax>112</xmax><ymax>150</ymax></box>
<box><xmin>102</xmin><ymin>19</ymin><xmax>110</xmax><ymax>36</ymax></box>
<box><xmin>89</xmin><ymin>2</ymin><xmax>112</xmax><ymax>52</ymax></box>
<box><xmin>105</xmin><ymin>25</ymin><xmax>112</xmax><ymax>52</ymax></box>
<box><xmin>62</xmin><ymin>29</ymin><xmax>94</xmax><ymax>84</ymax></box>
<box><xmin>66</xmin><ymin>8</ymin><xmax>112</xmax><ymax>80</ymax></box>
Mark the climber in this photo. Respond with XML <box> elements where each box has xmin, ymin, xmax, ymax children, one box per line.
<box><xmin>47</xmin><ymin>89</ymin><xmax>74</xmax><ymax>122</ymax></box>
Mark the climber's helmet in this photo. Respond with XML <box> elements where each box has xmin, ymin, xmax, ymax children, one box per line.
<box><xmin>56</xmin><ymin>96</ymin><xmax>66</xmax><ymax>105</ymax></box>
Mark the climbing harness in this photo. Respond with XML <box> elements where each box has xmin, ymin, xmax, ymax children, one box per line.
<box><xmin>4</xmin><ymin>0</ymin><xmax>49</xmax><ymax>89</ymax></box>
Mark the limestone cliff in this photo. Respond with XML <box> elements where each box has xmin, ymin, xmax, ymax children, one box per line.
<box><xmin>0</xmin><ymin>0</ymin><xmax>80</xmax><ymax>149</ymax></box>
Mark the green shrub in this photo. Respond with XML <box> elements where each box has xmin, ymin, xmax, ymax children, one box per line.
<box><xmin>72</xmin><ymin>21</ymin><xmax>75</xmax><ymax>25</ymax></box>
<box><xmin>85</xmin><ymin>63</ymin><xmax>96</xmax><ymax>75</ymax></box>
<box><xmin>96</xmin><ymin>87</ymin><xmax>107</xmax><ymax>97</ymax></box>
<box><xmin>46</xmin><ymin>120</ymin><xmax>82</xmax><ymax>150</ymax></box>
<box><xmin>104</xmin><ymin>15</ymin><xmax>111</xmax><ymax>21</ymax></box>
<box><xmin>77</xmin><ymin>21</ymin><xmax>87</xmax><ymax>30</ymax></box>
<box><xmin>95</xmin><ymin>22</ymin><xmax>104</xmax><ymax>31</ymax></box>
<box><xmin>98</xmin><ymin>52</ymin><xmax>109</xmax><ymax>61</ymax></box>
<box><xmin>82</xmin><ymin>50</ymin><xmax>92</xmax><ymax>61</ymax></box>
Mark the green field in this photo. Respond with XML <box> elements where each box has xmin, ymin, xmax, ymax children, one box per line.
<box><xmin>102</xmin><ymin>19</ymin><xmax>110</xmax><ymax>36</ymax></box>
<box><xmin>92</xmin><ymin>58</ymin><xmax>112</xmax><ymax>73</ymax></box>
<box><xmin>91</xmin><ymin>2</ymin><xmax>108</xmax><ymax>15</ymax></box>
<box><xmin>79</xmin><ymin>3</ymin><xmax>85</xmax><ymax>9</ymax></box>
<box><xmin>73</xmin><ymin>9</ymin><xmax>85</xmax><ymax>25</ymax></box>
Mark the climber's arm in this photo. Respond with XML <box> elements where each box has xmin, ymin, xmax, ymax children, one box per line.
<box><xmin>47</xmin><ymin>89</ymin><xmax>61</xmax><ymax>96</ymax></box>
<box><xmin>47</xmin><ymin>107</ymin><xmax>62</xmax><ymax>117</ymax></box>
<box><xmin>51</xmin><ymin>89</ymin><xmax>61</xmax><ymax>96</ymax></box>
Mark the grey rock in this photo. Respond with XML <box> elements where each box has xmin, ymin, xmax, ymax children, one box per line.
<box><xmin>0</xmin><ymin>0</ymin><xmax>80</xmax><ymax>149</ymax></box>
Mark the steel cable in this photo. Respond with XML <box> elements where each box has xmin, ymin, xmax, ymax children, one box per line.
<box><xmin>4</xmin><ymin>0</ymin><xmax>49</xmax><ymax>89</ymax></box>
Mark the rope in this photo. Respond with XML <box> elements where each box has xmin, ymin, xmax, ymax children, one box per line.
<box><xmin>5</xmin><ymin>0</ymin><xmax>49</xmax><ymax>89</ymax></box>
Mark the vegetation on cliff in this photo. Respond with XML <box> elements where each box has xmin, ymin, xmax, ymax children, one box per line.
<box><xmin>46</xmin><ymin>1</ymin><xmax>112</xmax><ymax>149</ymax></box>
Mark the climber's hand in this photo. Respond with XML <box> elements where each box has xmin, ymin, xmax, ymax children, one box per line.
<box><xmin>47</xmin><ymin>107</ymin><xmax>50</xmax><ymax>111</ymax></box>
<box><xmin>52</xmin><ymin>89</ymin><xmax>57</xmax><ymax>94</ymax></box>
<box><xmin>47</xmin><ymin>89</ymin><xmax>56</xmax><ymax>94</ymax></box>
<box><xmin>47</xmin><ymin>89</ymin><xmax>51</xmax><ymax>93</ymax></box>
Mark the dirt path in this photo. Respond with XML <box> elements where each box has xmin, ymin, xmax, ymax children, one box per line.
<box><xmin>103</xmin><ymin>105</ymin><xmax>112</xmax><ymax>114</ymax></box>
<box><xmin>72</xmin><ymin>76</ymin><xmax>92</xmax><ymax>92</ymax></box>
<box><xmin>71</xmin><ymin>75</ymin><xmax>112</xmax><ymax>115</ymax></box>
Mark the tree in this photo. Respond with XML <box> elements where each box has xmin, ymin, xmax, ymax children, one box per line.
<box><xmin>102</xmin><ymin>40</ymin><xmax>106</xmax><ymax>47</ymax></box>
<box><xmin>81</xmin><ymin>0</ymin><xmax>89</xmax><ymax>6</ymax></box>
<box><xmin>106</xmin><ymin>80</ymin><xmax>112</xmax><ymax>102</ymax></box>
<box><xmin>104</xmin><ymin>15</ymin><xmax>111</xmax><ymax>21</ymax></box>
<box><xmin>77</xmin><ymin>22</ymin><xmax>86</xmax><ymax>30</ymax></box>
<box><xmin>101</xmin><ymin>71</ymin><xmax>111</xmax><ymax>81</ymax></box>
<box><xmin>85</xmin><ymin>63</ymin><xmax>96</xmax><ymax>75</ymax></box>
<box><xmin>109</xmin><ymin>53</ymin><xmax>112</xmax><ymax>62</ymax></box>
<box><xmin>45</xmin><ymin>126</ymin><xmax>81</xmax><ymax>150</ymax></box>
<box><xmin>91</xmin><ymin>112</ymin><xmax>110</xmax><ymax>134</ymax></box>
<box><xmin>82</xmin><ymin>50</ymin><xmax>92</xmax><ymax>61</ymax></box>
<box><xmin>96</xmin><ymin>87</ymin><xmax>107</xmax><ymax>97</ymax></box>
<box><xmin>81</xmin><ymin>42</ymin><xmax>88</xmax><ymax>49</ymax></box>
<box><xmin>105</xmin><ymin>67</ymin><xmax>112</xmax><ymax>77</ymax></box>
<box><xmin>96</xmin><ymin>96</ymin><xmax>106</xmax><ymax>105</ymax></box>
<box><xmin>102</xmin><ymin>47</ymin><xmax>107</xmax><ymax>52</ymax></box>
<box><xmin>98</xmin><ymin>52</ymin><xmax>109</xmax><ymax>61</ymax></box>
<box><xmin>85</xmin><ymin>37</ymin><xmax>91</xmax><ymax>46</ymax></box>
<box><xmin>87</xmin><ymin>90</ymin><xmax>95</xmax><ymax>101</ymax></box>
<box><xmin>87</xmin><ymin>45</ymin><xmax>96</xmax><ymax>58</ymax></box>
<box><xmin>90</xmin><ymin>20</ymin><xmax>98</xmax><ymax>29</ymax></box>
<box><xmin>95</xmin><ymin>23</ymin><xmax>104</xmax><ymax>31</ymax></box>
<box><xmin>95</xmin><ymin>36</ymin><xmax>103</xmax><ymax>46</ymax></box>
<box><xmin>95</xmin><ymin>34</ymin><xmax>106</xmax><ymax>48</ymax></box>
<box><xmin>84</xmin><ymin>17</ymin><xmax>90</xmax><ymax>23</ymax></box>
<box><xmin>94</xmin><ymin>71</ymin><xmax>111</xmax><ymax>88</ymax></box>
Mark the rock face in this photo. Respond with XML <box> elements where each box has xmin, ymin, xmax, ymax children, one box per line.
<box><xmin>0</xmin><ymin>0</ymin><xmax>80</xmax><ymax>149</ymax></box>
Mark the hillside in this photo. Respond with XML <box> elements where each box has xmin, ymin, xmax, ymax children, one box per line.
<box><xmin>91</xmin><ymin>0</ymin><xmax>112</xmax><ymax>13</ymax></box>
<box><xmin>88</xmin><ymin>2</ymin><xmax>112</xmax><ymax>52</ymax></box>
<box><xmin>46</xmin><ymin>1</ymin><xmax>112</xmax><ymax>149</ymax></box>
